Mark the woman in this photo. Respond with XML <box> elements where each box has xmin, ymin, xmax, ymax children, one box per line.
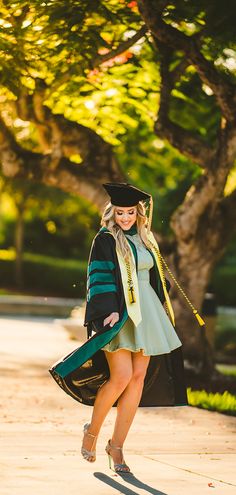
<box><xmin>49</xmin><ymin>182</ymin><xmax>189</xmax><ymax>474</ymax></box>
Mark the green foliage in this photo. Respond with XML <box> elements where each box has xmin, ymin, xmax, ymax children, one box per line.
<box><xmin>0</xmin><ymin>251</ymin><xmax>87</xmax><ymax>297</ymax></box>
<box><xmin>47</xmin><ymin>50</ymin><xmax>161</xmax><ymax>147</ymax></box>
<box><xmin>0</xmin><ymin>178</ymin><xmax>100</xmax><ymax>258</ymax></box>
<box><xmin>171</xmin><ymin>73</ymin><xmax>221</xmax><ymax>143</ymax></box>
<box><xmin>1</xmin><ymin>0</ymin><xmax>230</xmax><ymax>151</ymax></box>
<box><xmin>0</xmin><ymin>0</ymin><xmax>141</xmax><ymax>96</ymax></box>
<box><xmin>0</xmin><ymin>0</ymin><xmax>235</xmax><ymax>285</ymax></box>
<box><xmin>187</xmin><ymin>388</ymin><xmax>236</xmax><ymax>416</ymax></box>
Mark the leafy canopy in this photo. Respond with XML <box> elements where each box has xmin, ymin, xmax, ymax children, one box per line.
<box><xmin>0</xmin><ymin>0</ymin><xmax>236</xmax><ymax>233</ymax></box>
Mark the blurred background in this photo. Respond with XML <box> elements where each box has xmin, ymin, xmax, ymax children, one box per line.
<box><xmin>0</xmin><ymin>0</ymin><xmax>236</xmax><ymax>415</ymax></box>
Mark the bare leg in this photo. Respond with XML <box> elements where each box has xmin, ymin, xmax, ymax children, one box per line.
<box><xmin>81</xmin><ymin>349</ymin><xmax>132</xmax><ymax>455</ymax></box>
<box><xmin>110</xmin><ymin>350</ymin><xmax>150</xmax><ymax>465</ymax></box>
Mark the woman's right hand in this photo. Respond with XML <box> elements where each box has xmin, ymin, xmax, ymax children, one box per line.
<box><xmin>103</xmin><ymin>312</ymin><xmax>119</xmax><ymax>327</ymax></box>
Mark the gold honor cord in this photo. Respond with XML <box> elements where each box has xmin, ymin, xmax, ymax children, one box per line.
<box><xmin>148</xmin><ymin>240</ymin><xmax>205</xmax><ymax>327</ymax></box>
<box><xmin>105</xmin><ymin>231</ymin><xmax>137</xmax><ymax>306</ymax></box>
<box><xmin>125</xmin><ymin>258</ymin><xmax>136</xmax><ymax>303</ymax></box>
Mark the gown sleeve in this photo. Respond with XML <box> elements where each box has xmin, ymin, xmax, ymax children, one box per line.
<box><xmin>84</xmin><ymin>232</ymin><xmax>120</xmax><ymax>337</ymax></box>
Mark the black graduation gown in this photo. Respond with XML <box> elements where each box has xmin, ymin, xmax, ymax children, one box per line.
<box><xmin>49</xmin><ymin>228</ymin><xmax>188</xmax><ymax>407</ymax></box>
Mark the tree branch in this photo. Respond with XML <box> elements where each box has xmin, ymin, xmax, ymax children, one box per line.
<box><xmin>0</xmin><ymin>114</ymin><xmax>124</xmax><ymax>205</ymax></box>
<box><xmin>13</xmin><ymin>82</ymin><xmax>124</xmax><ymax>178</ymax></box>
<box><xmin>168</xmin><ymin>119</ymin><xmax>236</xmax><ymax>244</ymax></box>
<box><xmin>154</xmin><ymin>44</ymin><xmax>215</xmax><ymax>167</ymax></box>
<box><xmin>138</xmin><ymin>0</ymin><xmax>236</xmax><ymax>122</ymax></box>
<box><xmin>155</xmin><ymin>119</ymin><xmax>215</xmax><ymax>167</ymax></box>
<box><xmin>92</xmin><ymin>25</ymin><xmax>147</xmax><ymax>68</ymax></box>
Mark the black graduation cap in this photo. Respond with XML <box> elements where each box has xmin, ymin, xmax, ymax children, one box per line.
<box><xmin>102</xmin><ymin>182</ymin><xmax>151</xmax><ymax>207</ymax></box>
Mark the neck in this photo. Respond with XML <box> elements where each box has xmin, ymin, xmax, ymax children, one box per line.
<box><xmin>123</xmin><ymin>223</ymin><xmax>137</xmax><ymax>235</ymax></box>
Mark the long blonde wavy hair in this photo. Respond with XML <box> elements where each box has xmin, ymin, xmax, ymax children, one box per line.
<box><xmin>101</xmin><ymin>201</ymin><xmax>151</xmax><ymax>266</ymax></box>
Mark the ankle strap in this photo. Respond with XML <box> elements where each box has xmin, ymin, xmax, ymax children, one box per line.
<box><xmin>109</xmin><ymin>440</ymin><xmax>123</xmax><ymax>450</ymax></box>
<box><xmin>86</xmin><ymin>430</ymin><xmax>96</xmax><ymax>438</ymax></box>
<box><xmin>83</xmin><ymin>423</ymin><xmax>97</xmax><ymax>439</ymax></box>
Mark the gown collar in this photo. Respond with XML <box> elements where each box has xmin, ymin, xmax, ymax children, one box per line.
<box><xmin>123</xmin><ymin>224</ymin><xmax>137</xmax><ymax>236</ymax></box>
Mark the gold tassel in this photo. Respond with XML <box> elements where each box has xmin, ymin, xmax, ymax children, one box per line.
<box><xmin>193</xmin><ymin>310</ymin><xmax>205</xmax><ymax>326</ymax></box>
<box><xmin>128</xmin><ymin>286</ymin><xmax>136</xmax><ymax>303</ymax></box>
<box><xmin>147</xmin><ymin>234</ymin><xmax>206</xmax><ymax>329</ymax></box>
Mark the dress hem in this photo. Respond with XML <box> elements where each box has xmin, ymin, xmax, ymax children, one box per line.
<box><xmin>102</xmin><ymin>343</ymin><xmax>182</xmax><ymax>356</ymax></box>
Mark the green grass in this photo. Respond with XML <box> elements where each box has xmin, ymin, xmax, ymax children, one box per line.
<box><xmin>187</xmin><ymin>388</ymin><xmax>236</xmax><ymax>416</ymax></box>
<box><xmin>0</xmin><ymin>249</ymin><xmax>87</xmax><ymax>269</ymax></box>
<box><xmin>0</xmin><ymin>288</ymin><xmax>24</xmax><ymax>295</ymax></box>
<box><xmin>216</xmin><ymin>364</ymin><xmax>236</xmax><ymax>377</ymax></box>
<box><xmin>23</xmin><ymin>252</ymin><xmax>87</xmax><ymax>269</ymax></box>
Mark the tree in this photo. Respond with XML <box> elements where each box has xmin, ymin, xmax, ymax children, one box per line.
<box><xmin>0</xmin><ymin>0</ymin><xmax>236</xmax><ymax>383</ymax></box>
<box><xmin>137</xmin><ymin>0</ymin><xmax>236</xmax><ymax>377</ymax></box>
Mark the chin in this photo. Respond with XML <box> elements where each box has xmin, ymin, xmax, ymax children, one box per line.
<box><xmin>120</xmin><ymin>224</ymin><xmax>132</xmax><ymax>230</ymax></box>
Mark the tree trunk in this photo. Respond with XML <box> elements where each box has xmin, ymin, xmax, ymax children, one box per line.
<box><xmin>14</xmin><ymin>205</ymin><xmax>25</xmax><ymax>289</ymax></box>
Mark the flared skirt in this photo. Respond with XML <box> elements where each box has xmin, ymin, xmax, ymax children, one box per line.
<box><xmin>101</xmin><ymin>273</ymin><xmax>182</xmax><ymax>356</ymax></box>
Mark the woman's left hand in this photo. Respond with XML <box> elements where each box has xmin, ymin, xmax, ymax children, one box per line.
<box><xmin>103</xmin><ymin>312</ymin><xmax>119</xmax><ymax>327</ymax></box>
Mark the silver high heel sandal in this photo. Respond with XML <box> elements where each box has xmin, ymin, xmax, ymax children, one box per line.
<box><xmin>105</xmin><ymin>439</ymin><xmax>131</xmax><ymax>473</ymax></box>
<box><xmin>81</xmin><ymin>423</ymin><xmax>97</xmax><ymax>462</ymax></box>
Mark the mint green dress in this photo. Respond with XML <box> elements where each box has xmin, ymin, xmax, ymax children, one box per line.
<box><xmin>101</xmin><ymin>231</ymin><xmax>182</xmax><ymax>356</ymax></box>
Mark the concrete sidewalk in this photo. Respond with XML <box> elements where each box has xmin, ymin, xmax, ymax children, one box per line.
<box><xmin>0</xmin><ymin>316</ymin><xmax>235</xmax><ymax>495</ymax></box>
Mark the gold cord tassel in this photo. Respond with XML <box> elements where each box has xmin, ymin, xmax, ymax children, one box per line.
<box><xmin>159</xmin><ymin>251</ymin><xmax>206</xmax><ymax>327</ymax></box>
<box><xmin>193</xmin><ymin>310</ymin><xmax>205</xmax><ymax>326</ymax></box>
<box><xmin>148</xmin><ymin>237</ymin><xmax>205</xmax><ymax>328</ymax></box>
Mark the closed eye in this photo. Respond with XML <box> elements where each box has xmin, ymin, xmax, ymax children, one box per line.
<box><xmin>117</xmin><ymin>210</ymin><xmax>135</xmax><ymax>215</ymax></box>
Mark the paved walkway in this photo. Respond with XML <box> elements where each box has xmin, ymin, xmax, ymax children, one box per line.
<box><xmin>0</xmin><ymin>316</ymin><xmax>235</xmax><ymax>495</ymax></box>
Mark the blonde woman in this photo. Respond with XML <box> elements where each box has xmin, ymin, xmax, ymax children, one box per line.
<box><xmin>49</xmin><ymin>182</ymin><xmax>188</xmax><ymax>474</ymax></box>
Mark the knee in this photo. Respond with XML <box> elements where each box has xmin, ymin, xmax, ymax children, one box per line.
<box><xmin>131</xmin><ymin>367</ymin><xmax>148</xmax><ymax>384</ymax></box>
<box><xmin>110</xmin><ymin>369</ymin><xmax>132</xmax><ymax>390</ymax></box>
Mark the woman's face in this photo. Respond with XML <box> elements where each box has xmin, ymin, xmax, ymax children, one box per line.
<box><xmin>114</xmin><ymin>205</ymin><xmax>137</xmax><ymax>230</ymax></box>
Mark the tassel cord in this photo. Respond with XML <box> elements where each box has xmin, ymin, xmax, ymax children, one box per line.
<box><xmin>148</xmin><ymin>240</ymin><xmax>205</xmax><ymax>327</ymax></box>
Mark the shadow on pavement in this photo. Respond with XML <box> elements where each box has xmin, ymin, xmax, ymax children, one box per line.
<box><xmin>94</xmin><ymin>472</ymin><xmax>167</xmax><ymax>495</ymax></box>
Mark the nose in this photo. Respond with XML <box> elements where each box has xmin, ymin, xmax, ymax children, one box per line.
<box><xmin>122</xmin><ymin>213</ymin><xmax>130</xmax><ymax>220</ymax></box>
